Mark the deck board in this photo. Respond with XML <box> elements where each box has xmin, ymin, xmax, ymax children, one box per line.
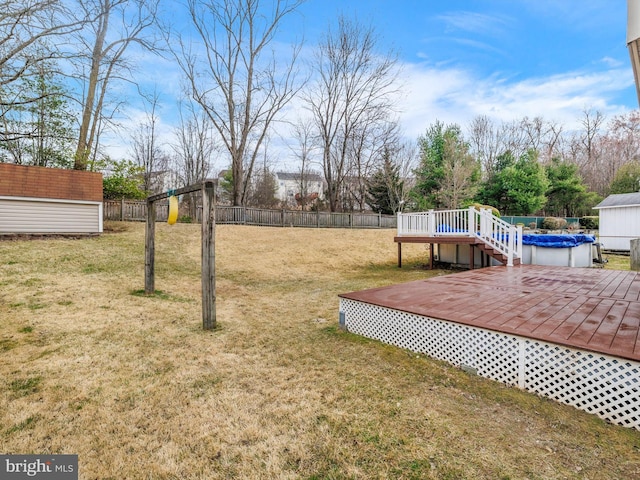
<box><xmin>339</xmin><ymin>265</ymin><xmax>640</xmax><ymax>361</ymax></box>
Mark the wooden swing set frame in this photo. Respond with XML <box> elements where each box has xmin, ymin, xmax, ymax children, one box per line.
<box><xmin>144</xmin><ymin>180</ymin><xmax>216</xmax><ymax>330</ymax></box>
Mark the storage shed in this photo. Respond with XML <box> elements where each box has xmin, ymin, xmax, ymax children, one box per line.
<box><xmin>593</xmin><ymin>192</ymin><xmax>640</xmax><ymax>251</ymax></box>
<box><xmin>0</xmin><ymin>164</ymin><xmax>103</xmax><ymax>235</ymax></box>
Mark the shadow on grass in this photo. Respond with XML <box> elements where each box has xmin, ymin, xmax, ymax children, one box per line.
<box><xmin>130</xmin><ymin>289</ymin><xmax>195</xmax><ymax>303</ymax></box>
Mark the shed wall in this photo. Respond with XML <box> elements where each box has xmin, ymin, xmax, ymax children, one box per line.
<box><xmin>0</xmin><ymin>164</ymin><xmax>103</xmax><ymax>235</ymax></box>
<box><xmin>598</xmin><ymin>206</ymin><xmax>640</xmax><ymax>251</ymax></box>
<box><xmin>0</xmin><ymin>197</ymin><xmax>102</xmax><ymax>234</ymax></box>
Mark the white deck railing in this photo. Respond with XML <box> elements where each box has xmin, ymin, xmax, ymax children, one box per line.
<box><xmin>397</xmin><ymin>207</ymin><xmax>522</xmax><ymax>266</ymax></box>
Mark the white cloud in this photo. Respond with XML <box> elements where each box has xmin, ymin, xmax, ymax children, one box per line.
<box><xmin>394</xmin><ymin>61</ymin><xmax>635</xmax><ymax>138</ymax></box>
<box><xmin>435</xmin><ymin>11</ymin><xmax>512</xmax><ymax>37</ymax></box>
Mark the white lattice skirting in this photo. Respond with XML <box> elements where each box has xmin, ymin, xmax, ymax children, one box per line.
<box><xmin>339</xmin><ymin>298</ymin><xmax>640</xmax><ymax>430</ymax></box>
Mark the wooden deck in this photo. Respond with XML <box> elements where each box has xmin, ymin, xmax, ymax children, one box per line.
<box><xmin>340</xmin><ymin>265</ymin><xmax>640</xmax><ymax>362</ymax></box>
<box><xmin>394</xmin><ymin>235</ymin><xmax>520</xmax><ymax>268</ymax></box>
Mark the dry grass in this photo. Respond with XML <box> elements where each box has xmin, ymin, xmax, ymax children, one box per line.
<box><xmin>1</xmin><ymin>222</ymin><xmax>639</xmax><ymax>480</ymax></box>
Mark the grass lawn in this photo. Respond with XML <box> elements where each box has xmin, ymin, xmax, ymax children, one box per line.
<box><xmin>1</xmin><ymin>222</ymin><xmax>639</xmax><ymax>479</ymax></box>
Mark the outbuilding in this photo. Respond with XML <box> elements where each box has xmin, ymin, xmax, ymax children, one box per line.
<box><xmin>593</xmin><ymin>192</ymin><xmax>640</xmax><ymax>251</ymax></box>
<box><xmin>0</xmin><ymin>164</ymin><xmax>103</xmax><ymax>236</ymax></box>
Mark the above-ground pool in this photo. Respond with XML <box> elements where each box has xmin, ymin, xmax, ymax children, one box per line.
<box><xmin>437</xmin><ymin>233</ymin><xmax>597</xmax><ymax>268</ymax></box>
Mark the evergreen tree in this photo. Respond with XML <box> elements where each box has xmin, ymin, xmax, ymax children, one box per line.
<box><xmin>474</xmin><ymin>151</ymin><xmax>515</xmax><ymax>211</ymax></box>
<box><xmin>101</xmin><ymin>158</ymin><xmax>147</xmax><ymax>199</ymax></box>
<box><xmin>412</xmin><ymin>121</ymin><xmax>480</xmax><ymax>210</ymax></box>
<box><xmin>412</xmin><ymin>121</ymin><xmax>462</xmax><ymax>209</ymax></box>
<box><xmin>366</xmin><ymin>151</ymin><xmax>404</xmax><ymax>214</ymax></box>
<box><xmin>475</xmin><ymin>150</ymin><xmax>548</xmax><ymax>215</ymax></box>
<box><xmin>544</xmin><ymin>158</ymin><xmax>590</xmax><ymax>216</ymax></box>
<box><xmin>437</xmin><ymin>133</ymin><xmax>481</xmax><ymax>208</ymax></box>
<box><xmin>248</xmin><ymin>166</ymin><xmax>279</xmax><ymax>208</ymax></box>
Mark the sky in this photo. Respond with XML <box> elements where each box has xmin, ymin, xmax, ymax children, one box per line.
<box><xmin>115</xmin><ymin>0</ymin><xmax>638</xmax><ymax>172</ymax></box>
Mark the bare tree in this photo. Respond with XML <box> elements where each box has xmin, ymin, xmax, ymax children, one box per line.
<box><xmin>0</xmin><ymin>60</ymin><xmax>76</xmax><ymax>167</ymax></box>
<box><xmin>437</xmin><ymin>133</ymin><xmax>480</xmax><ymax>209</ymax></box>
<box><xmin>348</xmin><ymin>120</ymin><xmax>399</xmax><ymax>211</ymax></box>
<box><xmin>172</xmin><ymin>0</ymin><xmax>304</xmax><ymax>206</ymax></box>
<box><xmin>72</xmin><ymin>0</ymin><xmax>159</xmax><ymax>170</ymax></box>
<box><xmin>289</xmin><ymin>118</ymin><xmax>318</xmax><ymax>209</ymax></box>
<box><xmin>0</xmin><ymin>0</ymin><xmax>86</xmax><ymax>141</ymax></box>
<box><xmin>130</xmin><ymin>90</ymin><xmax>167</xmax><ymax>193</ymax></box>
<box><xmin>468</xmin><ymin>115</ymin><xmax>503</xmax><ymax>178</ymax></box>
<box><xmin>171</xmin><ymin>99</ymin><xmax>217</xmax><ymax>217</ymax></box>
<box><xmin>519</xmin><ymin>116</ymin><xmax>564</xmax><ymax>163</ymax></box>
<box><xmin>566</xmin><ymin>108</ymin><xmax>606</xmax><ymax>194</ymax></box>
<box><xmin>585</xmin><ymin>111</ymin><xmax>640</xmax><ymax>195</ymax></box>
<box><xmin>579</xmin><ymin>108</ymin><xmax>605</xmax><ymax>166</ymax></box>
<box><xmin>306</xmin><ymin>15</ymin><xmax>399</xmax><ymax>212</ymax></box>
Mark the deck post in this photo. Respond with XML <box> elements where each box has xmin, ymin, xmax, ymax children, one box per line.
<box><xmin>468</xmin><ymin>206</ymin><xmax>476</xmax><ymax>234</ymax></box>
<box><xmin>507</xmin><ymin>225</ymin><xmax>515</xmax><ymax>267</ymax></box>
<box><xmin>428</xmin><ymin>210</ymin><xmax>435</xmax><ymax>236</ymax></box>
<box><xmin>397</xmin><ymin>242</ymin><xmax>402</xmax><ymax>268</ymax></box>
<box><xmin>469</xmin><ymin>245</ymin><xmax>474</xmax><ymax>270</ymax></box>
<box><xmin>429</xmin><ymin>244</ymin><xmax>434</xmax><ymax>269</ymax></box>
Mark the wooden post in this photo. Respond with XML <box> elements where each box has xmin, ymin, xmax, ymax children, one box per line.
<box><xmin>429</xmin><ymin>243</ymin><xmax>434</xmax><ymax>270</ymax></box>
<box><xmin>397</xmin><ymin>242</ymin><xmax>402</xmax><ymax>268</ymax></box>
<box><xmin>144</xmin><ymin>198</ymin><xmax>156</xmax><ymax>294</ymax></box>
<box><xmin>201</xmin><ymin>180</ymin><xmax>216</xmax><ymax>330</ymax></box>
<box><xmin>121</xmin><ymin>197</ymin><xmax>125</xmax><ymax>221</ymax></box>
<box><xmin>631</xmin><ymin>239</ymin><xmax>640</xmax><ymax>271</ymax></box>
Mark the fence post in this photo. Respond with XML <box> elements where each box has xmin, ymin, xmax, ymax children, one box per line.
<box><xmin>281</xmin><ymin>209</ymin><xmax>285</xmax><ymax>227</ymax></box>
<box><xmin>317</xmin><ymin>209</ymin><xmax>320</xmax><ymax>228</ymax></box>
<box><xmin>120</xmin><ymin>197</ymin><xmax>125</xmax><ymax>221</ymax></box>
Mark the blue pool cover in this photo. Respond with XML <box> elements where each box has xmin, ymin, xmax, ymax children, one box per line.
<box><xmin>522</xmin><ymin>234</ymin><xmax>596</xmax><ymax>248</ymax></box>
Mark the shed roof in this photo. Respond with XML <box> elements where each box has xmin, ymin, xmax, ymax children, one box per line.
<box><xmin>594</xmin><ymin>192</ymin><xmax>640</xmax><ymax>209</ymax></box>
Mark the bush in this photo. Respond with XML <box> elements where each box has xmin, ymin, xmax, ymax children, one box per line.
<box><xmin>580</xmin><ymin>216</ymin><xmax>599</xmax><ymax>230</ymax></box>
<box><xmin>541</xmin><ymin>217</ymin><xmax>568</xmax><ymax>230</ymax></box>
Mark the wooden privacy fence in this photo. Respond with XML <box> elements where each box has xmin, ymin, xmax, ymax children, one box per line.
<box><xmin>104</xmin><ymin>199</ymin><xmax>397</xmax><ymax>229</ymax></box>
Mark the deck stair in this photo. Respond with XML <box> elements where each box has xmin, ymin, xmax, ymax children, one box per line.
<box><xmin>396</xmin><ymin>207</ymin><xmax>523</xmax><ymax>267</ymax></box>
<box><xmin>476</xmin><ymin>242</ymin><xmax>521</xmax><ymax>266</ymax></box>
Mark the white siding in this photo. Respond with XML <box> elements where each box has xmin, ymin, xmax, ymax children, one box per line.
<box><xmin>598</xmin><ymin>205</ymin><xmax>640</xmax><ymax>251</ymax></box>
<box><xmin>0</xmin><ymin>197</ymin><xmax>102</xmax><ymax>234</ymax></box>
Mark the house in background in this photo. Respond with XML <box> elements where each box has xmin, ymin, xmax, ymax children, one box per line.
<box><xmin>0</xmin><ymin>163</ymin><xmax>103</xmax><ymax>235</ymax></box>
<box><xmin>593</xmin><ymin>192</ymin><xmax>640</xmax><ymax>251</ymax></box>
<box><xmin>275</xmin><ymin>171</ymin><xmax>325</xmax><ymax>208</ymax></box>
